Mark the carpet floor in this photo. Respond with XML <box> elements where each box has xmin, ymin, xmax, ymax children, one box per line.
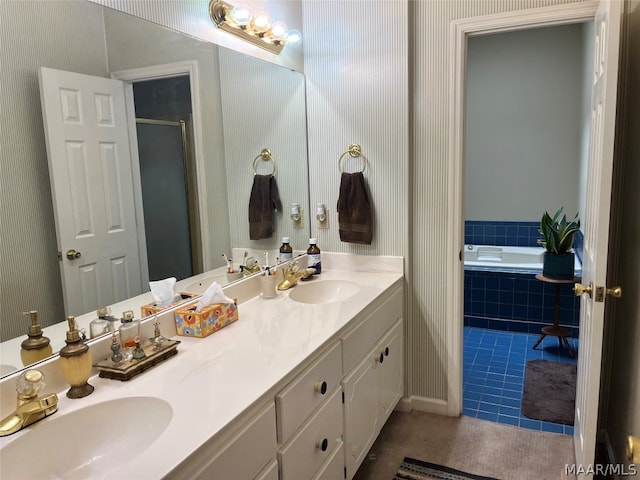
<box><xmin>353</xmin><ymin>410</ymin><xmax>576</xmax><ymax>480</ymax></box>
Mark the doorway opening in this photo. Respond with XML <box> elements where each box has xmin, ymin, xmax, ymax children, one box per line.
<box><xmin>461</xmin><ymin>22</ymin><xmax>592</xmax><ymax>434</ymax></box>
<box><xmin>132</xmin><ymin>76</ymin><xmax>202</xmax><ymax>281</ymax></box>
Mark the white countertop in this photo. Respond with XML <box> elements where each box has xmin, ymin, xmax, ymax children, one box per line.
<box><xmin>0</xmin><ymin>255</ymin><xmax>403</xmax><ymax>479</ymax></box>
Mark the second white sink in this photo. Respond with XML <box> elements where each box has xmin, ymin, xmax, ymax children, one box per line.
<box><xmin>288</xmin><ymin>280</ymin><xmax>360</xmax><ymax>304</ymax></box>
<box><xmin>0</xmin><ymin>396</ymin><xmax>172</xmax><ymax>479</ymax></box>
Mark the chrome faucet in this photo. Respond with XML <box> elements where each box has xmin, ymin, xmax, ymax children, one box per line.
<box><xmin>0</xmin><ymin>369</ymin><xmax>58</xmax><ymax>437</ymax></box>
<box><xmin>277</xmin><ymin>259</ymin><xmax>315</xmax><ymax>291</ymax></box>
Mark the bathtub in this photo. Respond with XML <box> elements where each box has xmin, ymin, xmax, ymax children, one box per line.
<box><xmin>464</xmin><ymin>244</ymin><xmax>582</xmax><ymax>274</ymax></box>
<box><xmin>463</xmin><ymin>244</ymin><xmax>581</xmax><ymax>336</ymax></box>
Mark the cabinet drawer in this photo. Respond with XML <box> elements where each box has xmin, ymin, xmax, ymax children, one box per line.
<box><xmin>312</xmin><ymin>441</ymin><xmax>345</xmax><ymax>480</ymax></box>
<box><xmin>254</xmin><ymin>460</ymin><xmax>278</xmax><ymax>480</ymax></box>
<box><xmin>276</xmin><ymin>341</ymin><xmax>342</xmax><ymax>442</ymax></box>
<box><xmin>341</xmin><ymin>288</ymin><xmax>402</xmax><ymax>374</ymax></box>
<box><xmin>278</xmin><ymin>388</ymin><xmax>343</xmax><ymax>480</ymax></box>
<box><xmin>190</xmin><ymin>402</ymin><xmax>276</xmax><ymax>480</ymax></box>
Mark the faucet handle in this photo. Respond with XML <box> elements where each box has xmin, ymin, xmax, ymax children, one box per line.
<box><xmin>16</xmin><ymin>369</ymin><xmax>45</xmax><ymax>400</ymax></box>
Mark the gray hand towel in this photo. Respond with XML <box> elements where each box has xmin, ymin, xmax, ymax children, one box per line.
<box><xmin>248</xmin><ymin>174</ymin><xmax>282</xmax><ymax>240</ymax></box>
<box><xmin>337</xmin><ymin>172</ymin><xmax>372</xmax><ymax>244</ymax></box>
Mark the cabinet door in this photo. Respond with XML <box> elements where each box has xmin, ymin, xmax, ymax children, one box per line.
<box><xmin>378</xmin><ymin>319</ymin><xmax>404</xmax><ymax>423</ymax></box>
<box><xmin>342</xmin><ymin>349</ymin><xmax>380</xmax><ymax>480</ymax></box>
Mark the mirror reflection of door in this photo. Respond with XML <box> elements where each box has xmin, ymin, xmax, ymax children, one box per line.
<box><xmin>39</xmin><ymin>67</ymin><xmax>144</xmax><ymax>316</ymax></box>
<box><xmin>133</xmin><ymin>76</ymin><xmax>202</xmax><ymax>282</ymax></box>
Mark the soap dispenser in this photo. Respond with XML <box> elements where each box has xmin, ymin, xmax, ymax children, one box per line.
<box><xmin>20</xmin><ymin>311</ymin><xmax>53</xmax><ymax>366</ymax></box>
<box><xmin>59</xmin><ymin>316</ymin><xmax>94</xmax><ymax>399</ymax></box>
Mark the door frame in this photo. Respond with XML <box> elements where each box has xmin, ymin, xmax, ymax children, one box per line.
<box><xmin>445</xmin><ymin>1</ymin><xmax>599</xmax><ymax>417</ymax></box>
<box><xmin>110</xmin><ymin>61</ymin><xmax>209</xmax><ymax>287</ymax></box>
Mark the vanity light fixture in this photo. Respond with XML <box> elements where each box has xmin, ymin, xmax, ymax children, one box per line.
<box><xmin>209</xmin><ymin>0</ymin><xmax>301</xmax><ymax>55</ymax></box>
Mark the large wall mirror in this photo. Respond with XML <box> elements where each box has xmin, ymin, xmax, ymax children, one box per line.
<box><xmin>0</xmin><ymin>1</ymin><xmax>310</xmax><ymax>378</ymax></box>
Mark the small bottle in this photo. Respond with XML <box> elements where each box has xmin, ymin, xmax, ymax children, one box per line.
<box><xmin>20</xmin><ymin>311</ymin><xmax>53</xmax><ymax>367</ymax></box>
<box><xmin>119</xmin><ymin>310</ymin><xmax>140</xmax><ymax>360</ymax></box>
<box><xmin>307</xmin><ymin>238</ymin><xmax>321</xmax><ymax>274</ymax></box>
<box><xmin>280</xmin><ymin>237</ymin><xmax>293</xmax><ymax>261</ymax></box>
<box><xmin>89</xmin><ymin>307</ymin><xmax>110</xmax><ymax>339</ymax></box>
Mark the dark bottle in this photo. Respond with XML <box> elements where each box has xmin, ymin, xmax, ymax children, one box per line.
<box><xmin>279</xmin><ymin>237</ymin><xmax>293</xmax><ymax>261</ymax></box>
<box><xmin>307</xmin><ymin>238</ymin><xmax>321</xmax><ymax>274</ymax></box>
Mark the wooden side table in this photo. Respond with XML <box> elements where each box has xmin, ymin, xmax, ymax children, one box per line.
<box><xmin>532</xmin><ymin>273</ymin><xmax>577</xmax><ymax>358</ymax></box>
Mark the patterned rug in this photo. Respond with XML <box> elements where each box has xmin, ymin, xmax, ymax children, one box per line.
<box><xmin>393</xmin><ymin>457</ymin><xmax>500</xmax><ymax>480</ymax></box>
<box><xmin>521</xmin><ymin>359</ymin><xmax>576</xmax><ymax>425</ymax></box>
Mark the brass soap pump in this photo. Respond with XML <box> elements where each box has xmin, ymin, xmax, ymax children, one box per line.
<box><xmin>20</xmin><ymin>311</ymin><xmax>53</xmax><ymax>366</ymax></box>
<box><xmin>59</xmin><ymin>316</ymin><xmax>94</xmax><ymax>399</ymax></box>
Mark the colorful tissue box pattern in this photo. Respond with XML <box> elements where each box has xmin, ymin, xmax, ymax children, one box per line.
<box><xmin>174</xmin><ymin>299</ymin><xmax>239</xmax><ymax>338</ymax></box>
<box><xmin>141</xmin><ymin>293</ymin><xmax>197</xmax><ymax>318</ymax></box>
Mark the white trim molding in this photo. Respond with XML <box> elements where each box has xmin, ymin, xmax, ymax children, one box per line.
<box><xmin>445</xmin><ymin>1</ymin><xmax>598</xmax><ymax>417</ymax></box>
<box><xmin>110</xmin><ymin>61</ymin><xmax>211</xmax><ymax>271</ymax></box>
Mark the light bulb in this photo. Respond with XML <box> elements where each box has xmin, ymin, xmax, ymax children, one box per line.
<box><xmin>229</xmin><ymin>4</ymin><xmax>251</xmax><ymax>27</ymax></box>
<box><xmin>285</xmin><ymin>29</ymin><xmax>302</xmax><ymax>46</ymax></box>
<box><xmin>270</xmin><ymin>21</ymin><xmax>288</xmax><ymax>41</ymax></box>
<box><xmin>250</xmin><ymin>11</ymin><xmax>272</xmax><ymax>34</ymax></box>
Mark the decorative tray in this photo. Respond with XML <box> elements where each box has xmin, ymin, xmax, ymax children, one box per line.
<box><xmin>94</xmin><ymin>338</ymin><xmax>181</xmax><ymax>381</ymax></box>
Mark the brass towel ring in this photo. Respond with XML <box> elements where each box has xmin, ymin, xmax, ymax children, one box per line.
<box><xmin>252</xmin><ymin>148</ymin><xmax>276</xmax><ymax>175</ymax></box>
<box><xmin>338</xmin><ymin>144</ymin><xmax>367</xmax><ymax>173</ymax></box>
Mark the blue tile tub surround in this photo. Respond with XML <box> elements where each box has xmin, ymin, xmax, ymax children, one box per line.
<box><xmin>465</xmin><ymin>221</ymin><xmax>541</xmax><ymax>247</ymax></box>
<box><xmin>465</xmin><ymin>221</ymin><xmax>585</xmax><ymax>261</ymax></box>
<box><xmin>464</xmin><ymin>269</ymin><xmax>580</xmax><ymax>337</ymax></box>
<box><xmin>463</xmin><ymin>326</ymin><xmax>577</xmax><ymax>435</ymax></box>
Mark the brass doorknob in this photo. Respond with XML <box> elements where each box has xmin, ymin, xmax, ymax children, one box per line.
<box><xmin>573</xmin><ymin>282</ymin><xmax>592</xmax><ymax>297</ymax></box>
<box><xmin>628</xmin><ymin>435</ymin><xmax>639</xmax><ymax>462</ymax></box>
<box><xmin>606</xmin><ymin>286</ymin><xmax>622</xmax><ymax>298</ymax></box>
<box><xmin>66</xmin><ymin>249</ymin><xmax>81</xmax><ymax>260</ymax></box>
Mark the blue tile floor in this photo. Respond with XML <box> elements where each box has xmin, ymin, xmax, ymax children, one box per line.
<box><xmin>463</xmin><ymin>326</ymin><xmax>578</xmax><ymax>435</ymax></box>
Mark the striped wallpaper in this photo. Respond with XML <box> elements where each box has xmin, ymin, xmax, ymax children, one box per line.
<box><xmin>1</xmin><ymin>0</ymin><xmax>591</xmax><ymax>406</ymax></box>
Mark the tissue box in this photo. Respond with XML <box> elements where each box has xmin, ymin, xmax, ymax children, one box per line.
<box><xmin>141</xmin><ymin>293</ymin><xmax>197</xmax><ymax>318</ymax></box>
<box><xmin>173</xmin><ymin>298</ymin><xmax>239</xmax><ymax>338</ymax></box>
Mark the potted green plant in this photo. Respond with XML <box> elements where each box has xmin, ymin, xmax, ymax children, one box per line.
<box><xmin>539</xmin><ymin>207</ymin><xmax>580</xmax><ymax>279</ymax></box>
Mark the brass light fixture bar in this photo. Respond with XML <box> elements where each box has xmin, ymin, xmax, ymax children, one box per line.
<box><xmin>209</xmin><ymin>0</ymin><xmax>298</xmax><ymax>55</ymax></box>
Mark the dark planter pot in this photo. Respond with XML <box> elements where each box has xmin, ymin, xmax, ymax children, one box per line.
<box><xmin>542</xmin><ymin>252</ymin><xmax>575</xmax><ymax>280</ymax></box>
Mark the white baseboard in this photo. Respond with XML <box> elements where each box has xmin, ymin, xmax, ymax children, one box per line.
<box><xmin>396</xmin><ymin>395</ymin><xmax>451</xmax><ymax>416</ymax></box>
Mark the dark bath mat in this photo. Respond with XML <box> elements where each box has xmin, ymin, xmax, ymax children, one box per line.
<box><xmin>521</xmin><ymin>359</ymin><xmax>576</xmax><ymax>425</ymax></box>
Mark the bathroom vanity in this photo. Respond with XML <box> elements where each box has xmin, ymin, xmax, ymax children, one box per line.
<box><xmin>0</xmin><ymin>254</ymin><xmax>404</xmax><ymax>480</ymax></box>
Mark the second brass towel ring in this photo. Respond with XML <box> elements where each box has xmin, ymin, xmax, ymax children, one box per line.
<box><xmin>253</xmin><ymin>148</ymin><xmax>276</xmax><ymax>175</ymax></box>
<box><xmin>338</xmin><ymin>144</ymin><xmax>367</xmax><ymax>173</ymax></box>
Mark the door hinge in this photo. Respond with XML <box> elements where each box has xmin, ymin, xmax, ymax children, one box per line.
<box><xmin>344</xmin><ymin>466</ymin><xmax>347</xmax><ymax>479</ymax></box>
<box><xmin>459</xmin><ymin>250</ymin><xmax>462</xmax><ymax>261</ymax></box>
<box><xmin>342</xmin><ymin>391</ymin><xmax>345</xmax><ymax>404</ymax></box>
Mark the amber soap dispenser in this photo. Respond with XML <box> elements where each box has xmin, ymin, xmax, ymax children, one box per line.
<box><xmin>20</xmin><ymin>310</ymin><xmax>53</xmax><ymax>366</ymax></box>
<box><xmin>59</xmin><ymin>316</ymin><xmax>94</xmax><ymax>399</ymax></box>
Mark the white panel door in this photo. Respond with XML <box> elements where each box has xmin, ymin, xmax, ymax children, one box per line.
<box><xmin>39</xmin><ymin>67</ymin><xmax>142</xmax><ymax>316</ymax></box>
<box><xmin>573</xmin><ymin>1</ymin><xmax>622</xmax><ymax>477</ymax></box>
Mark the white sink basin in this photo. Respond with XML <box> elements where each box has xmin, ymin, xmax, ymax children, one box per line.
<box><xmin>0</xmin><ymin>396</ymin><xmax>172</xmax><ymax>479</ymax></box>
<box><xmin>288</xmin><ymin>280</ymin><xmax>360</xmax><ymax>304</ymax></box>
<box><xmin>184</xmin><ymin>273</ymin><xmax>229</xmax><ymax>294</ymax></box>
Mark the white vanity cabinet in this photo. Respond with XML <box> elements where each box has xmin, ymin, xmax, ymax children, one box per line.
<box><xmin>341</xmin><ymin>286</ymin><xmax>404</xmax><ymax>480</ymax></box>
<box><xmin>169</xmin><ymin>401</ymin><xmax>277</xmax><ymax>480</ymax></box>
<box><xmin>276</xmin><ymin>341</ymin><xmax>344</xmax><ymax>480</ymax></box>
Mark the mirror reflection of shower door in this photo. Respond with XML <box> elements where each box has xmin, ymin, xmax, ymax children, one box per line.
<box><xmin>135</xmin><ymin>119</ymin><xmax>201</xmax><ymax>281</ymax></box>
